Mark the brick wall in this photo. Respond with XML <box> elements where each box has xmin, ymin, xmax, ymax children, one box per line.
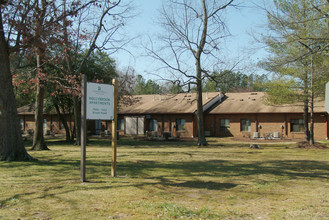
<box><xmin>19</xmin><ymin>114</ymin><xmax>73</xmax><ymax>135</ymax></box>
<box><xmin>112</xmin><ymin>114</ymin><xmax>195</xmax><ymax>138</ymax></box>
<box><xmin>205</xmin><ymin>113</ymin><xmax>328</xmax><ymax>140</ymax></box>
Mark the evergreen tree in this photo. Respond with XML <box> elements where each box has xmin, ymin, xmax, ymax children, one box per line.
<box><xmin>260</xmin><ymin>0</ymin><xmax>329</xmax><ymax>144</ymax></box>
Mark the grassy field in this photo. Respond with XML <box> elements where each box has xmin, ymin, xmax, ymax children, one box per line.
<box><xmin>1</xmin><ymin>137</ymin><xmax>329</xmax><ymax>219</ymax></box>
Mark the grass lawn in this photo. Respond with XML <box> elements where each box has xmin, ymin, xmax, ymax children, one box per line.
<box><xmin>1</xmin><ymin>137</ymin><xmax>329</xmax><ymax>219</ymax></box>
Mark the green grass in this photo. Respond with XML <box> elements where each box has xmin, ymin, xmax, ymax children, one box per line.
<box><xmin>1</xmin><ymin>137</ymin><xmax>329</xmax><ymax>219</ymax></box>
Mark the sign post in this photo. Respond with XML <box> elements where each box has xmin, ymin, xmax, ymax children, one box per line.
<box><xmin>81</xmin><ymin>74</ymin><xmax>87</xmax><ymax>182</ymax></box>
<box><xmin>80</xmin><ymin>75</ymin><xmax>116</xmax><ymax>182</ymax></box>
<box><xmin>111</xmin><ymin>79</ymin><xmax>118</xmax><ymax>177</ymax></box>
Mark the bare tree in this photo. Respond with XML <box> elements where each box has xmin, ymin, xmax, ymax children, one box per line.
<box><xmin>145</xmin><ymin>0</ymin><xmax>235</xmax><ymax>146</ymax></box>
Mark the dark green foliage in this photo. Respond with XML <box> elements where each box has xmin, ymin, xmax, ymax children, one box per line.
<box><xmin>80</xmin><ymin>50</ymin><xmax>117</xmax><ymax>83</ymax></box>
<box><xmin>133</xmin><ymin>75</ymin><xmax>162</xmax><ymax>95</ymax></box>
<box><xmin>203</xmin><ymin>70</ymin><xmax>269</xmax><ymax>93</ymax></box>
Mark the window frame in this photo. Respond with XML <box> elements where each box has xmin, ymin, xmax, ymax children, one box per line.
<box><xmin>290</xmin><ymin>119</ymin><xmax>304</xmax><ymax>133</ymax></box>
<box><xmin>240</xmin><ymin>119</ymin><xmax>251</xmax><ymax>132</ymax></box>
<box><xmin>117</xmin><ymin>119</ymin><xmax>124</xmax><ymax>130</ymax></box>
<box><xmin>220</xmin><ymin>119</ymin><xmax>230</xmax><ymax>132</ymax></box>
<box><xmin>176</xmin><ymin>118</ymin><xmax>186</xmax><ymax>131</ymax></box>
<box><xmin>148</xmin><ymin>119</ymin><xmax>158</xmax><ymax>131</ymax></box>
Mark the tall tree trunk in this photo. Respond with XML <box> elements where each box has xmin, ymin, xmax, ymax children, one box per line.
<box><xmin>309</xmin><ymin>54</ymin><xmax>314</xmax><ymax>145</ymax></box>
<box><xmin>196</xmin><ymin>60</ymin><xmax>207</xmax><ymax>147</ymax></box>
<box><xmin>31</xmin><ymin>0</ymin><xmax>48</xmax><ymax>151</ymax></box>
<box><xmin>196</xmin><ymin>78</ymin><xmax>207</xmax><ymax>146</ymax></box>
<box><xmin>195</xmin><ymin>0</ymin><xmax>208</xmax><ymax>147</ymax></box>
<box><xmin>31</xmin><ymin>74</ymin><xmax>48</xmax><ymax>150</ymax></box>
<box><xmin>0</xmin><ymin>9</ymin><xmax>33</xmax><ymax>161</ymax></box>
<box><xmin>62</xmin><ymin>2</ymin><xmax>81</xmax><ymax>145</ymax></box>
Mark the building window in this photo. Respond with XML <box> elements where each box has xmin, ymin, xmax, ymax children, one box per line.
<box><xmin>176</xmin><ymin>119</ymin><xmax>186</xmax><ymax>131</ymax></box>
<box><xmin>220</xmin><ymin>119</ymin><xmax>230</xmax><ymax>132</ymax></box>
<box><xmin>149</xmin><ymin>119</ymin><xmax>158</xmax><ymax>131</ymax></box>
<box><xmin>291</xmin><ymin>119</ymin><xmax>304</xmax><ymax>132</ymax></box>
<box><xmin>43</xmin><ymin>119</ymin><xmax>47</xmax><ymax>129</ymax></box>
<box><xmin>117</xmin><ymin>119</ymin><xmax>124</xmax><ymax>130</ymax></box>
<box><xmin>20</xmin><ymin>119</ymin><xmax>24</xmax><ymax>130</ymax></box>
<box><xmin>241</xmin><ymin>119</ymin><xmax>251</xmax><ymax>132</ymax></box>
<box><xmin>60</xmin><ymin>121</ymin><xmax>65</xmax><ymax>130</ymax></box>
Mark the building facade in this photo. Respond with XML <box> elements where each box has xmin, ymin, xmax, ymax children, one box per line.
<box><xmin>18</xmin><ymin>92</ymin><xmax>329</xmax><ymax>140</ymax></box>
<box><xmin>205</xmin><ymin>92</ymin><xmax>328</xmax><ymax>140</ymax></box>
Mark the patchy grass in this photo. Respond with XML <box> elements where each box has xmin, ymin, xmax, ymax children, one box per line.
<box><xmin>1</xmin><ymin>137</ymin><xmax>329</xmax><ymax>219</ymax></box>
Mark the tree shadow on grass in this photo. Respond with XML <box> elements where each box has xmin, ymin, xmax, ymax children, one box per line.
<box><xmin>116</xmin><ymin>159</ymin><xmax>329</xmax><ymax>182</ymax></box>
<box><xmin>1</xmin><ymin>157</ymin><xmax>328</xmax><ymax>213</ymax></box>
<box><xmin>2</xmin><ymin>146</ymin><xmax>329</xmax><ymax>195</ymax></box>
<box><xmin>170</xmin><ymin>181</ymin><xmax>238</xmax><ymax>190</ymax></box>
<box><xmin>3</xmin><ymin>157</ymin><xmax>329</xmax><ymax>182</ymax></box>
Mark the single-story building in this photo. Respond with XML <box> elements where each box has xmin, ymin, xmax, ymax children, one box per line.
<box><xmin>205</xmin><ymin>92</ymin><xmax>328</xmax><ymax>140</ymax></box>
<box><xmin>18</xmin><ymin>91</ymin><xmax>329</xmax><ymax>140</ymax></box>
<box><xmin>116</xmin><ymin>92</ymin><xmax>223</xmax><ymax>138</ymax></box>
<box><xmin>17</xmin><ymin>104</ymin><xmax>74</xmax><ymax>135</ymax></box>
<box><xmin>116</xmin><ymin>92</ymin><xmax>328</xmax><ymax>140</ymax></box>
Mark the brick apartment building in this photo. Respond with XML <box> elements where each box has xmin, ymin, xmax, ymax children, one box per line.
<box><xmin>205</xmin><ymin>92</ymin><xmax>328</xmax><ymax>140</ymax></box>
<box><xmin>18</xmin><ymin>91</ymin><xmax>329</xmax><ymax>140</ymax></box>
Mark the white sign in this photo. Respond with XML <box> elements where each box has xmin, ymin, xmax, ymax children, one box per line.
<box><xmin>326</xmin><ymin>82</ymin><xmax>329</xmax><ymax>113</ymax></box>
<box><xmin>86</xmin><ymin>82</ymin><xmax>114</xmax><ymax>120</ymax></box>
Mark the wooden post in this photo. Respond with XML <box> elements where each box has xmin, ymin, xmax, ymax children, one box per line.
<box><xmin>81</xmin><ymin>74</ymin><xmax>87</xmax><ymax>182</ymax></box>
<box><xmin>111</xmin><ymin>79</ymin><xmax>118</xmax><ymax>177</ymax></box>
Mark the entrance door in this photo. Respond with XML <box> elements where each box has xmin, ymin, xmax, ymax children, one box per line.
<box><xmin>126</xmin><ymin>117</ymin><xmax>137</xmax><ymax>135</ymax></box>
<box><xmin>125</xmin><ymin>116</ymin><xmax>145</xmax><ymax>135</ymax></box>
<box><xmin>138</xmin><ymin>117</ymin><xmax>145</xmax><ymax>135</ymax></box>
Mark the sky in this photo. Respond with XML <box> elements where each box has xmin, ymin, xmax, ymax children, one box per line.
<box><xmin>112</xmin><ymin>0</ymin><xmax>269</xmax><ymax>81</ymax></box>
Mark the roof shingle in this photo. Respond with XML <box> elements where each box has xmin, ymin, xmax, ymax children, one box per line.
<box><xmin>209</xmin><ymin>92</ymin><xmax>325</xmax><ymax>114</ymax></box>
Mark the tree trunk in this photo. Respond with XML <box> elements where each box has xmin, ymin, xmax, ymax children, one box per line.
<box><xmin>31</xmin><ymin>79</ymin><xmax>48</xmax><ymax>150</ymax></box>
<box><xmin>196</xmin><ymin>59</ymin><xmax>207</xmax><ymax>147</ymax></box>
<box><xmin>54</xmin><ymin>103</ymin><xmax>72</xmax><ymax>142</ymax></box>
<box><xmin>303</xmin><ymin>98</ymin><xmax>310</xmax><ymax>141</ymax></box>
<box><xmin>73</xmin><ymin>95</ymin><xmax>81</xmax><ymax>145</ymax></box>
<box><xmin>0</xmin><ymin>10</ymin><xmax>34</xmax><ymax>161</ymax></box>
<box><xmin>310</xmin><ymin>91</ymin><xmax>314</xmax><ymax>144</ymax></box>
<box><xmin>196</xmin><ymin>78</ymin><xmax>207</xmax><ymax>147</ymax></box>
<box><xmin>303</xmin><ymin>71</ymin><xmax>310</xmax><ymax>142</ymax></box>
<box><xmin>195</xmin><ymin>0</ymin><xmax>208</xmax><ymax>147</ymax></box>
<box><xmin>309</xmin><ymin>54</ymin><xmax>314</xmax><ymax>145</ymax></box>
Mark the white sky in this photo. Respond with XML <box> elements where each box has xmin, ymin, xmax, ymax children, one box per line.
<box><xmin>112</xmin><ymin>0</ymin><xmax>269</xmax><ymax>80</ymax></box>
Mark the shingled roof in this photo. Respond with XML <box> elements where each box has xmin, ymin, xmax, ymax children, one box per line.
<box><xmin>209</xmin><ymin>92</ymin><xmax>325</xmax><ymax>114</ymax></box>
<box><xmin>119</xmin><ymin>92</ymin><xmax>222</xmax><ymax>114</ymax></box>
<box><xmin>17</xmin><ymin>105</ymin><xmax>37</xmax><ymax>115</ymax></box>
<box><xmin>17</xmin><ymin>104</ymin><xmax>59</xmax><ymax>115</ymax></box>
<box><xmin>19</xmin><ymin>92</ymin><xmax>324</xmax><ymax>116</ymax></box>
